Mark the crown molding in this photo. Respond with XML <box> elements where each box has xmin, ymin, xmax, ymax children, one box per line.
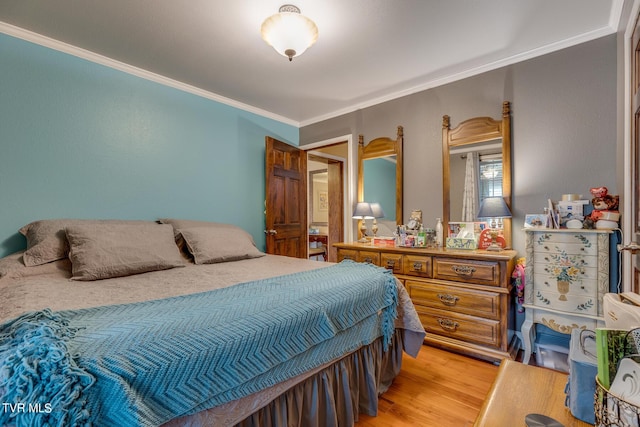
<box><xmin>300</xmin><ymin>24</ymin><xmax>617</xmax><ymax>127</ymax></box>
<box><xmin>0</xmin><ymin>21</ymin><xmax>300</xmax><ymax>127</ymax></box>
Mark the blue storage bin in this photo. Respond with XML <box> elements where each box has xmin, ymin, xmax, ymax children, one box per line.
<box><xmin>565</xmin><ymin>328</ymin><xmax>597</xmax><ymax>424</ymax></box>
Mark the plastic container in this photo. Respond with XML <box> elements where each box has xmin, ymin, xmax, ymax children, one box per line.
<box><xmin>435</xmin><ymin>218</ymin><xmax>443</xmax><ymax>247</ymax></box>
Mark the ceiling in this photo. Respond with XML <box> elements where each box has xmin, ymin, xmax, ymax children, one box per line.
<box><xmin>0</xmin><ymin>1</ymin><xmax>624</xmax><ymax>126</ymax></box>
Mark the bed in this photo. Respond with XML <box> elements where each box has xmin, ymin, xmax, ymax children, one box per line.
<box><xmin>0</xmin><ymin>218</ymin><xmax>426</xmax><ymax>427</ymax></box>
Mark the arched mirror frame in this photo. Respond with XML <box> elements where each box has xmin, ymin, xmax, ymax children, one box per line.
<box><xmin>357</xmin><ymin>126</ymin><xmax>404</xmax><ymax>227</ymax></box>
<box><xmin>442</xmin><ymin>102</ymin><xmax>512</xmax><ymax>248</ymax></box>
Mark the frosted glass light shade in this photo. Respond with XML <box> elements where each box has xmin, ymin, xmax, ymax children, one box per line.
<box><xmin>261</xmin><ymin>5</ymin><xmax>318</xmax><ymax>61</ymax></box>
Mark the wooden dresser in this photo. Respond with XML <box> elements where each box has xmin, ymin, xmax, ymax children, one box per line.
<box><xmin>334</xmin><ymin>242</ymin><xmax>518</xmax><ymax>363</ymax></box>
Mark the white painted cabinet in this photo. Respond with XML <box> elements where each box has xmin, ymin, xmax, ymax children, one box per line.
<box><xmin>521</xmin><ymin>229</ymin><xmax>611</xmax><ymax>364</ymax></box>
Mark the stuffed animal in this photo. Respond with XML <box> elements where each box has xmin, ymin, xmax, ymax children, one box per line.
<box><xmin>592</xmin><ymin>195</ymin><xmax>619</xmax><ymax>211</ymax></box>
<box><xmin>584</xmin><ymin>186</ymin><xmax>620</xmax><ymax>228</ymax></box>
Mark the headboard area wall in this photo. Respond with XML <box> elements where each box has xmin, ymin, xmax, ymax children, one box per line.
<box><xmin>0</xmin><ymin>33</ymin><xmax>298</xmax><ymax>258</ymax></box>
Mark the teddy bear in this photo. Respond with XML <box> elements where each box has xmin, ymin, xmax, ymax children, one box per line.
<box><xmin>583</xmin><ymin>186</ymin><xmax>620</xmax><ymax>229</ymax></box>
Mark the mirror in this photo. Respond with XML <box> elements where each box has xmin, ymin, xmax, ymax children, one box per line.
<box><xmin>357</xmin><ymin>126</ymin><xmax>404</xmax><ymax>232</ymax></box>
<box><xmin>442</xmin><ymin>102</ymin><xmax>512</xmax><ymax>248</ymax></box>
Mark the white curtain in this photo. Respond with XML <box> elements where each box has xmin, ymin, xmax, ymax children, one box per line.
<box><xmin>461</xmin><ymin>152</ymin><xmax>479</xmax><ymax>221</ymax></box>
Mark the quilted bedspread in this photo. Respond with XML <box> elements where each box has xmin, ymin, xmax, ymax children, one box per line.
<box><xmin>0</xmin><ymin>260</ymin><xmax>398</xmax><ymax>427</ymax></box>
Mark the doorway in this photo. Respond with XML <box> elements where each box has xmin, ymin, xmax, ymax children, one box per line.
<box><xmin>305</xmin><ymin>141</ymin><xmax>350</xmax><ymax>262</ymax></box>
<box><xmin>623</xmin><ymin>1</ymin><xmax>640</xmax><ymax>291</ymax></box>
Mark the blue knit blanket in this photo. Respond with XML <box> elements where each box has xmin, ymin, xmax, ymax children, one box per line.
<box><xmin>0</xmin><ymin>261</ymin><xmax>398</xmax><ymax>427</ymax></box>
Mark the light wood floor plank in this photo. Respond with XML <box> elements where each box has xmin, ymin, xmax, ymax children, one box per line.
<box><xmin>356</xmin><ymin>345</ymin><xmax>500</xmax><ymax>426</ymax></box>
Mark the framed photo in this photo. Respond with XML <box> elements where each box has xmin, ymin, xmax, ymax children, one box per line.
<box><xmin>448</xmin><ymin>222</ymin><xmax>486</xmax><ymax>238</ymax></box>
<box><xmin>318</xmin><ymin>191</ymin><xmax>328</xmax><ymax>211</ymax></box>
<box><xmin>524</xmin><ymin>214</ymin><xmax>547</xmax><ymax>228</ymax></box>
<box><xmin>309</xmin><ymin>170</ymin><xmax>328</xmax><ymax>225</ymax></box>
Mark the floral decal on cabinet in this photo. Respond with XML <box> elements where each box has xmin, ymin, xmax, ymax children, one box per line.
<box><xmin>543</xmin><ymin>248</ymin><xmax>587</xmax><ymax>301</ymax></box>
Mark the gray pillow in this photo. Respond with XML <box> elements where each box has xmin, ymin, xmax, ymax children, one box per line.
<box><xmin>157</xmin><ymin>218</ymin><xmax>252</xmax><ymax>255</ymax></box>
<box><xmin>0</xmin><ymin>250</ymin><xmax>71</xmax><ymax>279</ymax></box>
<box><xmin>19</xmin><ymin>219</ymin><xmax>153</xmax><ymax>266</ymax></box>
<box><xmin>179</xmin><ymin>226</ymin><xmax>265</xmax><ymax>264</ymax></box>
<box><xmin>66</xmin><ymin>223</ymin><xmax>185</xmax><ymax>281</ymax></box>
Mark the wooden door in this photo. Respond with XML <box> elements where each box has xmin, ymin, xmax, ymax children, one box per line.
<box><xmin>326</xmin><ymin>160</ymin><xmax>343</xmax><ymax>262</ymax></box>
<box><xmin>631</xmin><ymin>12</ymin><xmax>640</xmax><ymax>293</ymax></box>
<box><xmin>265</xmin><ymin>137</ymin><xmax>307</xmax><ymax>258</ymax></box>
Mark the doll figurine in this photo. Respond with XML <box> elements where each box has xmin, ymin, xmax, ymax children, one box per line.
<box><xmin>512</xmin><ymin>257</ymin><xmax>526</xmax><ymax>313</ymax></box>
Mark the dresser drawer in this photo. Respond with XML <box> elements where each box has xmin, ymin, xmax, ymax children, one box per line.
<box><xmin>336</xmin><ymin>248</ymin><xmax>358</xmax><ymax>262</ymax></box>
<box><xmin>357</xmin><ymin>250</ymin><xmax>380</xmax><ymax>265</ymax></box>
<box><xmin>403</xmin><ymin>254</ymin><xmax>432</xmax><ymax>278</ymax></box>
<box><xmin>416</xmin><ymin>306</ymin><xmax>500</xmax><ymax>347</ymax></box>
<box><xmin>531</xmin><ymin>287</ymin><xmax>598</xmax><ymax>316</ymax></box>
<box><xmin>433</xmin><ymin>258</ymin><xmax>499</xmax><ymax>286</ymax></box>
<box><xmin>532</xmin><ymin>232</ymin><xmax>598</xmax><ymax>256</ymax></box>
<box><xmin>381</xmin><ymin>253</ymin><xmax>404</xmax><ymax>274</ymax></box>
<box><xmin>533</xmin><ymin>272</ymin><xmax>598</xmax><ymax>298</ymax></box>
<box><xmin>406</xmin><ymin>280</ymin><xmax>501</xmax><ymax>320</ymax></box>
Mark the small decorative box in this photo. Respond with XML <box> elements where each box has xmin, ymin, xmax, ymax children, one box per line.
<box><xmin>373</xmin><ymin>237</ymin><xmax>395</xmax><ymax>248</ymax></box>
<box><xmin>445</xmin><ymin>237</ymin><xmax>477</xmax><ymax>250</ymax></box>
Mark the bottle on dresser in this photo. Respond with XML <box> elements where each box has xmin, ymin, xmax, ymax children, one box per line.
<box><xmin>435</xmin><ymin>218</ymin><xmax>443</xmax><ymax>247</ymax></box>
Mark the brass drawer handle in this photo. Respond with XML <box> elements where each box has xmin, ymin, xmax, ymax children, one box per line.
<box><xmin>412</xmin><ymin>261</ymin><xmax>423</xmax><ymax>271</ymax></box>
<box><xmin>451</xmin><ymin>265</ymin><xmax>476</xmax><ymax>276</ymax></box>
<box><xmin>386</xmin><ymin>260</ymin><xmax>396</xmax><ymax>269</ymax></box>
<box><xmin>342</xmin><ymin>255</ymin><xmax>353</xmax><ymax>260</ymax></box>
<box><xmin>363</xmin><ymin>257</ymin><xmax>373</xmax><ymax>263</ymax></box>
<box><xmin>437</xmin><ymin>318</ymin><xmax>459</xmax><ymax>332</ymax></box>
<box><xmin>437</xmin><ymin>293</ymin><xmax>459</xmax><ymax>306</ymax></box>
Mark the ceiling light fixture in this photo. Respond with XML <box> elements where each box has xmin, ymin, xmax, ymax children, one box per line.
<box><xmin>261</xmin><ymin>4</ymin><xmax>318</xmax><ymax>62</ymax></box>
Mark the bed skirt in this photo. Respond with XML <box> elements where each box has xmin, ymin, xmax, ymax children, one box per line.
<box><xmin>165</xmin><ymin>330</ymin><xmax>404</xmax><ymax>427</ymax></box>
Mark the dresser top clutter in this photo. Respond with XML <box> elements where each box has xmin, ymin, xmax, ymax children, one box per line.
<box><xmin>334</xmin><ymin>242</ymin><xmax>517</xmax><ymax>262</ymax></box>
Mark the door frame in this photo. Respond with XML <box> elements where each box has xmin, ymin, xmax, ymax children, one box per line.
<box><xmin>303</xmin><ymin>134</ymin><xmax>355</xmax><ymax>242</ymax></box>
<box><xmin>622</xmin><ymin>0</ymin><xmax>640</xmax><ymax>291</ymax></box>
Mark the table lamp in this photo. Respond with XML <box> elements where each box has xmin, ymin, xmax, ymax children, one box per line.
<box><xmin>353</xmin><ymin>202</ymin><xmax>374</xmax><ymax>242</ymax></box>
<box><xmin>369</xmin><ymin>203</ymin><xmax>386</xmax><ymax>237</ymax></box>
<box><xmin>477</xmin><ymin>197</ymin><xmax>512</xmax><ymax>251</ymax></box>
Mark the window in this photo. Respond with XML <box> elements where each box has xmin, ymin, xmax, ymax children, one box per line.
<box><xmin>478</xmin><ymin>159</ymin><xmax>502</xmax><ymax>202</ymax></box>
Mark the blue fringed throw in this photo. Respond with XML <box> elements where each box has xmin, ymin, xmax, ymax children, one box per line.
<box><xmin>0</xmin><ymin>261</ymin><xmax>397</xmax><ymax>426</ymax></box>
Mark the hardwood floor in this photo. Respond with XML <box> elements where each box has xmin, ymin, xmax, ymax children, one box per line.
<box><xmin>356</xmin><ymin>345</ymin><xmax>500</xmax><ymax>427</ymax></box>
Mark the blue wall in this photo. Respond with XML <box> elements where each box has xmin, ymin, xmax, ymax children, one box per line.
<box><xmin>0</xmin><ymin>33</ymin><xmax>298</xmax><ymax>257</ymax></box>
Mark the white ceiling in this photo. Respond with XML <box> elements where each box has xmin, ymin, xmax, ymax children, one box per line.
<box><xmin>0</xmin><ymin>0</ymin><xmax>624</xmax><ymax>126</ymax></box>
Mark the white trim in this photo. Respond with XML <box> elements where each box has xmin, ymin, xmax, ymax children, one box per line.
<box><xmin>0</xmin><ymin>21</ymin><xmax>299</xmax><ymax>127</ymax></box>
<box><xmin>303</xmin><ymin>134</ymin><xmax>355</xmax><ymax>243</ymax></box>
<box><xmin>449</xmin><ymin>143</ymin><xmax>502</xmax><ymax>155</ymax></box>
<box><xmin>612</xmin><ymin>0</ymin><xmax>627</xmax><ymax>30</ymax></box>
<box><xmin>2</xmin><ymin>14</ymin><xmax>623</xmax><ymax>130</ymax></box>
<box><xmin>622</xmin><ymin>0</ymin><xmax>640</xmax><ymax>290</ymax></box>
<box><xmin>307</xmin><ymin>150</ymin><xmax>345</xmax><ymax>163</ymax></box>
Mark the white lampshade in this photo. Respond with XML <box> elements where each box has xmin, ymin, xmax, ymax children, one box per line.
<box><xmin>369</xmin><ymin>202</ymin><xmax>385</xmax><ymax>219</ymax></box>
<box><xmin>261</xmin><ymin>5</ymin><xmax>318</xmax><ymax>61</ymax></box>
<box><xmin>352</xmin><ymin>202</ymin><xmax>374</xmax><ymax>219</ymax></box>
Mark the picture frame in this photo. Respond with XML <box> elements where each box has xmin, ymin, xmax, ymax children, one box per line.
<box><xmin>309</xmin><ymin>169</ymin><xmax>328</xmax><ymax>225</ymax></box>
<box><xmin>448</xmin><ymin>222</ymin><xmax>487</xmax><ymax>238</ymax></box>
<box><xmin>318</xmin><ymin>191</ymin><xmax>328</xmax><ymax>211</ymax></box>
<box><xmin>524</xmin><ymin>214</ymin><xmax>548</xmax><ymax>228</ymax></box>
